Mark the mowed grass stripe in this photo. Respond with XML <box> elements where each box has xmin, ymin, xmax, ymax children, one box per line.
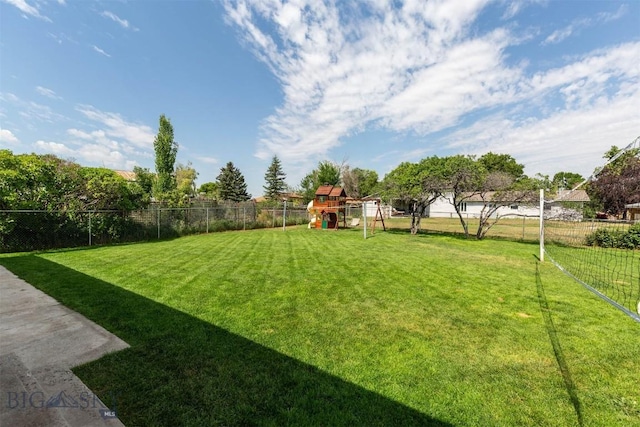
<box><xmin>1</xmin><ymin>228</ymin><xmax>638</xmax><ymax>426</ymax></box>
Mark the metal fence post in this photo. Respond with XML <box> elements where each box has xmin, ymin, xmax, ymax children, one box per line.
<box><xmin>206</xmin><ymin>208</ymin><xmax>209</xmax><ymax>233</ymax></box>
<box><xmin>88</xmin><ymin>212</ymin><xmax>92</xmax><ymax>246</ymax></box>
<box><xmin>283</xmin><ymin>199</ymin><xmax>287</xmax><ymax>231</ymax></box>
<box><xmin>157</xmin><ymin>208</ymin><xmax>160</xmax><ymax>240</ymax></box>
<box><xmin>243</xmin><ymin>207</ymin><xmax>246</xmax><ymax>231</ymax></box>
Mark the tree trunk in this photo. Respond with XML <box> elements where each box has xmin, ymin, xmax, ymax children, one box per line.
<box><xmin>410</xmin><ymin>202</ymin><xmax>421</xmax><ymax>235</ymax></box>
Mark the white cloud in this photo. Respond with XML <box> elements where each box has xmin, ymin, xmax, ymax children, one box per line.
<box><xmin>47</xmin><ymin>32</ymin><xmax>77</xmax><ymax>45</ymax></box>
<box><xmin>67</xmin><ymin>128</ymin><xmax>119</xmax><ymax>149</ymax></box>
<box><xmin>224</xmin><ymin>1</ymin><xmax>639</xmax><ymax>182</ymax></box>
<box><xmin>35</xmin><ymin>140</ymin><xmax>130</xmax><ymax>168</ymax></box>
<box><xmin>225</xmin><ymin>0</ymin><xmax>492</xmax><ymax>166</ymax></box>
<box><xmin>2</xmin><ymin>0</ymin><xmax>51</xmax><ymax>21</ymax></box>
<box><xmin>35</xmin><ymin>140</ymin><xmax>75</xmax><ymax>157</ymax></box>
<box><xmin>598</xmin><ymin>4</ymin><xmax>628</xmax><ymax>22</ymax></box>
<box><xmin>199</xmin><ymin>156</ymin><xmax>218</xmax><ymax>164</ymax></box>
<box><xmin>100</xmin><ymin>10</ymin><xmax>138</xmax><ymax>31</ymax></box>
<box><xmin>92</xmin><ymin>45</ymin><xmax>111</xmax><ymax>57</ymax></box>
<box><xmin>542</xmin><ymin>6</ymin><xmax>628</xmax><ymax>45</ymax></box>
<box><xmin>35</xmin><ymin>86</ymin><xmax>61</xmax><ymax>99</ymax></box>
<box><xmin>75</xmin><ymin>105</ymin><xmax>155</xmax><ymax>149</ymax></box>
<box><xmin>2</xmin><ymin>92</ymin><xmax>67</xmax><ymax>123</ymax></box>
<box><xmin>0</xmin><ymin>128</ymin><xmax>20</xmax><ymax>145</ymax></box>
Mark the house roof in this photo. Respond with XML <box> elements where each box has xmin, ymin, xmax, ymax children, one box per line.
<box><xmin>315</xmin><ymin>185</ymin><xmax>334</xmax><ymax>196</ymax></box>
<box><xmin>253</xmin><ymin>193</ymin><xmax>304</xmax><ymax>203</ymax></box>
<box><xmin>329</xmin><ymin>187</ymin><xmax>346</xmax><ymax>197</ymax></box>
<box><xmin>114</xmin><ymin>170</ymin><xmax>137</xmax><ymax>181</ymax></box>
<box><xmin>554</xmin><ymin>189</ymin><xmax>590</xmax><ymax>202</ymax></box>
<box><xmin>284</xmin><ymin>192</ymin><xmax>303</xmax><ymax>199</ymax></box>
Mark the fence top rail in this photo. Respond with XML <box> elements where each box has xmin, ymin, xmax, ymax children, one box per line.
<box><xmin>0</xmin><ymin>207</ymin><xmax>310</xmax><ymax>214</ymax></box>
<box><xmin>0</xmin><ymin>209</ymin><xmax>123</xmax><ymax>213</ymax></box>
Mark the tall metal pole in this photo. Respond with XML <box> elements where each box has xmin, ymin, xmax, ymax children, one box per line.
<box><xmin>88</xmin><ymin>212</ymin><xmax>92</xmax><ymax>246</ymax></box>
<box><xmin>282</xmin><ymin>199</ymin><xmax>287</xmax><ymax>231</ymax></box>
<box><xmin>363</xmin><ymin>202</ymin><xmax>367</xmax><ymax>239</ymax></box>
<box><xmin>539</xmin><ymin>189</ymin><xmax>544</xmax><ymax>262</ymax></box>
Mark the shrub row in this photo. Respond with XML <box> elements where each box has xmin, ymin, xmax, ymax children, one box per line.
<box><xmin>585</xmin><ymin>223</ymin><xmax>640</xmax><ymax>249</ymax></box>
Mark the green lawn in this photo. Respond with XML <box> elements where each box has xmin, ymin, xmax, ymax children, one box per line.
<box><xmin>1</xmin><ymin>228</ymin><xmax>638</xmax><ymax>426</ymax></box>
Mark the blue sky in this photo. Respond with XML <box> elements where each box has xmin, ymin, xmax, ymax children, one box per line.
<box><xmin>1</xmin><ymin>0</ymin><xmax>638</xmax><ymax>197</ymax></box>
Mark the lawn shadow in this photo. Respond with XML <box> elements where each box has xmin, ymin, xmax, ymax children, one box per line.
<box><xmin>535</xmin><ymin>262</ymin><xmax>584</xmax><ymax>427</ymax></box>
<box><xmin>0</xmin><ymin>255</ymin><xmax>451</xmax><ymax>427</ymax></box>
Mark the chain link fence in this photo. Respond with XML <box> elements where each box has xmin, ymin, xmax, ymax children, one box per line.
<box><xmin>0</xmin><ymin>203</ymin><xmax>309</xmax><ymax>253</ymax></box>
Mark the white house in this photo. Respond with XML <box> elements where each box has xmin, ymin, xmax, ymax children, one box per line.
<box><xmin>424</xmin><ymin>192</ymin><xmax>540</xmax><ymax>219</ymax></box>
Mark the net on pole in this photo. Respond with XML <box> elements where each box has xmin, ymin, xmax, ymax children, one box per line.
<box><xmin>543</xmin><ymin>136</ymin><xmax>640</xmax><ymax>323</ymax></box>
<box><xmin>544</xmin><ymin>218</ymin><xmax>640</xmax><ymax>322</ymax></box>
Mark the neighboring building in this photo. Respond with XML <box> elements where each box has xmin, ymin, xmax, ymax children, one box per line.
<box><xmin>424</xmin><ymin>191</ymin><xmax>539</xmax><ymax>219</ymax></box>
<box><xmin>625</xmin><ymin>203</ymin><xmax>640</xmax><ymax>221</ymax></box>
<box><xmin>345</xmin><ymin>197</ymin><xmax>393</xmax><ymax>218</ymax></box>
<box><xmin>114</xmin><ymin>170</ymin><xmax>137</xmax><ymax>181</ymax></box>
<box><xmin>393</xmin><ymin>189</ymin><xmax>590</xmax><ymax>221</ymax></box>
<box><xmin>253</xmin><ymin>192</ymin><xmax>304</xmax><ymax>206</ymax></box>
<box><xmin>545</xmin><ymin>189</ymin><xmax>590</xmax><ymax>221</ymax></box>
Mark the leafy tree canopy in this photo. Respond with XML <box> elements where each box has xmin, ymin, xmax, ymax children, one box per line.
<box><xmin>299</xmin><ymin>161</ymin><xmax>341</xmax><ymax>202</ymax></box>
<box><xmin>552</xmin><ymin>172</ymin><xmax>584</xmax><ymax>191</ymax></box>
<box><xmin>590</xmin><ymin>146</ymin><xmax>640</xmax><ymax>216</ymax></box>
<box><xmin>133</xmin><ymin>166</ymin><xmax>155</xmax><ymax>196</ymax></box>
<box><xmin>342</xmin><ymin>166</ymin><xmax>379</xmax><ymax>199</ymax></box>
<box><xmin>478</xmin><ymin>152</ymin><xmax>523</xmax><ymax>179</ymax></box>
<box><xmin>0</xmin><ymin>150</ymin><xmax>146</xmax><ymax>211</ymax></box>
<box><xmin>176</xmin><ymin>162</ymin><xmax>198</xmax><ymax>199</ymax></box>
<box><xmin>198</xmin><ymin>182</ymin><xmax>219</xmax><ymax>199</ymax></box>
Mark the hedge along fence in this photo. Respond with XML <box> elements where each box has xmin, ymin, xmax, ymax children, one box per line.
<box><xmin>585</xmin><ymin>222</ymin><xmax>640</xmax><ymax>249</ymax></box>
<box><xmin>0</xmin><ymin>205</ymin><xmax>310</xmax><ymax>253</ymax></box>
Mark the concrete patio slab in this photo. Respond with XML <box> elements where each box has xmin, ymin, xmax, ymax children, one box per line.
<box><xmin>0</xmin><ymin>266</ymin><xmax>129</xmax><ymax>426</ymax></box>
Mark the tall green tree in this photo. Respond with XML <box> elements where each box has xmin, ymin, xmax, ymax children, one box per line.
<box><xmin>198</xmin><ymin>182</ymin><xmax>219</xmax><ymax>199</ymax></box>
<box><xmin>381</xmin><ymin>156</ymin><xmax>447</xmax><ymax>234</ymax></box>
<box><xmin>552</xmin><ymin>172</ymin><xmax>584</xmax><ymax>191</ymax></box>
<box><xmin>176</xmin><ymin>162</ymin><xmax>198</xmax><ymax>199</ymax></box>
<box><xmin>342</xmin><ymin>166</ymin><xmax>379</xmax><ymax>199</ymax></box>
<box><xmin>442</xmin><ymin>155</ymin><xmax>486</xmax><ymax>238</ymax></box>
<box><xmin>153</xmin><ymin>114</ymin><xmax>178</xmax><ymax>197</ymax></box>
<box><xmin>263</xmin><ymin>156</ymin><xmax>287</xmax><ymax>201</ymax></box>
<box><xmin>478</xmin><ymin>152</ymin><xmax>524</xmax><ymax>179</ymax></box>
<box><xmin>217</xmin><ymin>162</ymin><xmax>250</xmax><ymax>202</ymax></box>
<box><xmin>300</xmin><ymin>161</ymin><xmax>341</xmax><ymax>202</ymax></box>
<box><xmin>132</xmin><ymin>166</ymin><xmax>155</xmax><ymax>200</ymax></box>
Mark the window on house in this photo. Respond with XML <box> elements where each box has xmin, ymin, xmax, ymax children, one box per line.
<box><xmin>510</xmin><ymin>205</ymin><xmax>518</xmax><ymax>210</ymax></box>
<box><xmin>318</xmin><ymin>196</ymin><xmax>326</xmax><ymax>202</ymax></box>
<box><xmin>459</xmin><ymin>202</ymin><xmax>467</xmax><ymax>212</ymax></box>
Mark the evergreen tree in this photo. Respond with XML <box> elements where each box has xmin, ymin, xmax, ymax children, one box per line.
<box><xmin>217</xmin><ymin>162</ymin><xmax>251</xmax><ymax>202</ymax></box>
<box><xmin>263</xmin><ymin>156</ymin><xmax>287</xmax><ymax>200</ymax></box>
<box><xmin>153</xmin><ymin>114</ymin><xmax>178</xmax><ymax>197</ymax></box>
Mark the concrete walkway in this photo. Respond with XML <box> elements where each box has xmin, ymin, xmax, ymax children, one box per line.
<box><xmin>0</xmin><ymin>266</ymin><xmax>129</xmax><ymax>426</ymax></box>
